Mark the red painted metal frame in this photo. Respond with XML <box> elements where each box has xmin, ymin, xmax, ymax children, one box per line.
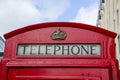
<box><xmin>3</xmin><ymin>22</ymin><xmax>117</xmax><ymax>59</ymax></box>
<box><xmin>0</xmin><ymin>22</ymin><xmax>119</xmax><ymax>80</ymax></box>
<box><xmin>4</xmin><ymin>22</ymin><xmax>116</xmax><ymax>39</ymax></box>
<box><xmin>0</xmin><ymin>59</ymin><xmax>2</xmax><ymax>80</ymax></box>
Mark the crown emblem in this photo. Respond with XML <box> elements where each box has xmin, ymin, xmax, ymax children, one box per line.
<box><xmin>51</xmin><ymin>28</ymin><xmax>67</xmax><ymax>40</ymax></box>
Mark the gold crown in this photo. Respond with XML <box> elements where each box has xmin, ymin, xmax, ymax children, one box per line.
<box><xmin>51</xmin><ymin>28</ymin><xmax>67</xmax><ymax>40</ymax></box>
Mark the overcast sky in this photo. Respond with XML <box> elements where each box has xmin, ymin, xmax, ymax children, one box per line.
<box><xmin>0</xmin><ymin>0</ymin><xmax>100</xmax><ymax>37</ymax></box>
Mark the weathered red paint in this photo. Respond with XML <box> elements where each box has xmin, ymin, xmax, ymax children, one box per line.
<box><xmin>0</xmin><ymin>59</ymin><xmax>2</xmax><ymax>79</ymax></box>
<box><xmin>0</xmin><ymin>22</ymin><xmax>119</xmax><ymax>80</ymax></box>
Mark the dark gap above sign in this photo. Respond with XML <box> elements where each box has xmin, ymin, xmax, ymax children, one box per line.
<box><xmin>17</xmin><ymin>44</ymin><xmax>100</xmax><ymax>56</ymax></box>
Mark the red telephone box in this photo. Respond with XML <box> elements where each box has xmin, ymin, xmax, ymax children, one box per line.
<box><xmin>0</xmin><ymin>22</ymin><xmax>119</xmax><ymax>80</ymax></box>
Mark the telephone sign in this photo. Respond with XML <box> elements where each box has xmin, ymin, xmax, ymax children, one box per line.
<box><xmin>18</xmin><ymin>44</ymin><xmax>100</xmax><ymax>56</ymax></box>
<box><xmin>0</xmin><ymin>22</ymin><xmax>119</xmax><ymax>80</ymax></box>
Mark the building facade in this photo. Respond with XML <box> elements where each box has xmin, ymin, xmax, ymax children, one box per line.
<box><xmin>0</xmin><ymin>36</ymin><xmax>4</xmax><ymax>58</ymax></box>
<box><xmin>97</xmin><ymin>0</ymin><xmax>120</xmax><ymax>68</ymax></box>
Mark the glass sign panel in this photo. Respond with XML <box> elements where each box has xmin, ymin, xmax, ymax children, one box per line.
<box><xmin>17</xmin><ymin>44</ymin><xmax>100</xmax><ymax>56</ymax></box>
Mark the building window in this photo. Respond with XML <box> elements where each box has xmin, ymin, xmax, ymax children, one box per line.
<box><xmin>117</xmin><ymin>10</ymin><xmax>119</xmax><ymax>27</ymax></box>
<box><xmin>113</xmin><ymin>19</ymin><xmax>115</xmax><ymax>31</ymax></box>
<box><xmin>102</xmin><ymin>0</ymin><xmax>105</xmax><ymax>3</ymax></box>
<box><xmin>118</xmin><ymin>35</ymin><xmax>120</xmax><ymax>53</ymax></box>
<box><xmin>0</xmin><ymin>37</ymin><xmax>4</xmax><ymax>52</ymax></box>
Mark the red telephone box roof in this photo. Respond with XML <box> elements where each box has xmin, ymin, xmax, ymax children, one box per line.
<box><xmin>4</xmin><ymin>22</ymin><xmax>117</xmax><ymax>39</ymax></box>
